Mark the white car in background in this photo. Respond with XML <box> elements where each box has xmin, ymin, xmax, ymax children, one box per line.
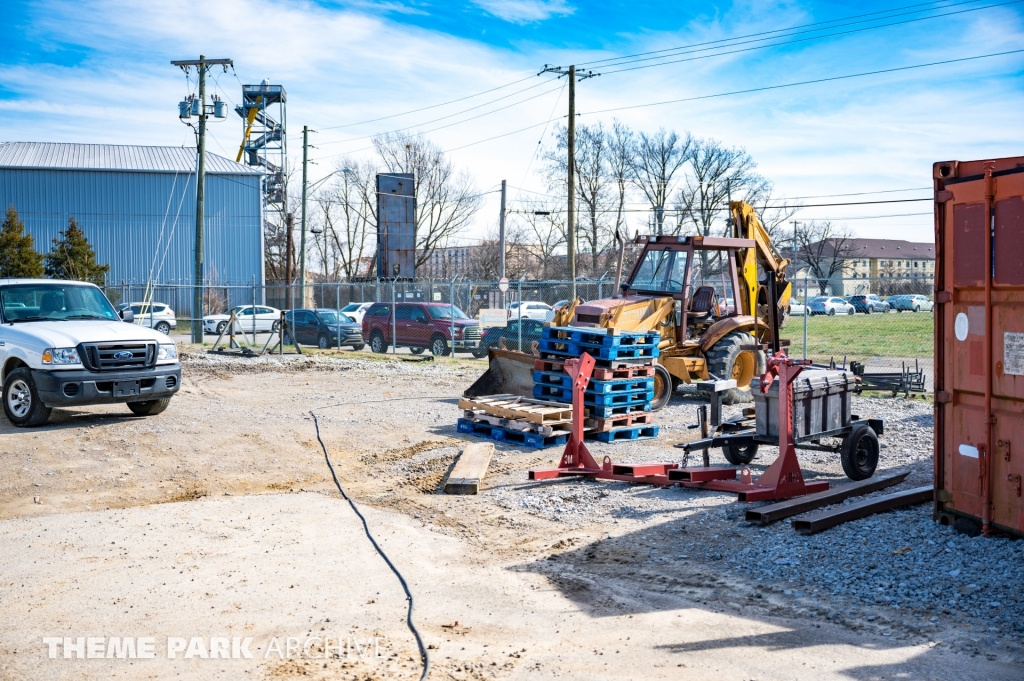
<box><xmin>808</xmin><ymin>296</ymin><xmax>856</xmax><ymax>316</ymax></box>
<box><xmin>118</xmin><ymin>302</ymin><xmax>177</xmax><ymax>335</ymax></box>
<box><xmin>340</xmin><ymin>302</ymin><xmax>373</xmax><ymax>324</ymax></box>
<box><xmin>203</xmin><ymin>305</ymin><xmax>281</xmax><ymax>335</ymax></box>
<box><xmin>508</xmin><ymin>301</ymin><xmax>554</xmax><ymax>322</ymax></box>
<box><xmin>788</xmin><ymin>299</ymin><xmax>806</xmax><ymax>316</ymax></box>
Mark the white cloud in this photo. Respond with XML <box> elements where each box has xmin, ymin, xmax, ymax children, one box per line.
<box><xmin>471</xmin><ymin>0</ymin><xmax>574</xmax><ymax>24</ymax></box>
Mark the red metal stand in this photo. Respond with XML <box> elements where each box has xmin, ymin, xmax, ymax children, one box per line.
<box><xmin>677</xmin><ymin>351</ymin><xmax>830</xmax><ymax>501</ymax></box>
<box><xmin>528</xmin><ymin>353</ymin><xmax>677</xmax><ymax>484</ymax></box>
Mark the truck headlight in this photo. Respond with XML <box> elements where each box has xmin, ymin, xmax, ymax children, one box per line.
<box><xmin>42</xmin><ymin>348</ymin><xmax>80</xmax><ymax>365</ymax></box>
<box><xmin>157</xmin><ymin>344</ymin><xmax>178</xmax><ymax>361</ymax></box>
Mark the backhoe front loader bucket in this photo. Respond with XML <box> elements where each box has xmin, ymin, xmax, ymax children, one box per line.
<box><xmin>463</xmin><ymin>347</ymin><xmax>537</xmax><ymax>399</ymax></box>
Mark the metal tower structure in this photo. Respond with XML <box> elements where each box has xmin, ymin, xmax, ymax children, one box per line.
<box><xmin>235</xmin><ymin>81</ymin><xmax>287</xmax><ymax>215</ymax></box>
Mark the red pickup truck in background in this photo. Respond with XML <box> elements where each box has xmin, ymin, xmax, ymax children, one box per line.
<box><xmin>361</xmin><ymin>302</ymin><xmax>484</xmax><ymax>357</ymax></box>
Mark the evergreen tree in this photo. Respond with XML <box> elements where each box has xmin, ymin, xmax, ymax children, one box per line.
<box><xmin>0</xmin><ymin>205</ymin><xmax>44</xmax><ymax>278</ymax></box>
<box><xmin>44</xmin><ymin>217</ymin><xmax>110</xmax><ymax>284</ymax></box>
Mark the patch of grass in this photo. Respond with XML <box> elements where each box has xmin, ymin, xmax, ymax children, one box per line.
<box><xmin>781</xmin><ymin>311</ymin><xmax>932</xmax><ymax>362</ymax></box>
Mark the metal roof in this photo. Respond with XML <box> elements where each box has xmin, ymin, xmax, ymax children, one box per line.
<box><xmin>0</xmin><ymin>142</ymin><xmax>259</xmax><ymax>175</ymax></box>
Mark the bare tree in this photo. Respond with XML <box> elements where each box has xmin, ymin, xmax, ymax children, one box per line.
<box><xmin>315</xmin><ymin>159</ymin><xmax>377</xmax><ymax>280</ymax></box>
<box><xmin>466</xmin><ymin>223</ymin><xmax>529</xmax><ymax>280</ymax></box>
<box><xmin>606</xmin><ymin>120</ymin><xmax>636</xmax><ymax>268</ymax></box>
<box><xmin>630</xmin><ymin>128</ymin><xmax>693</xmax><ymax>235</ymax></box>
<box><xmin>510</xmin><ymin>198</ymin><xmax>566</xmax><ymax>280</ymax></box>
<box><xmin>373</xmin><ymin>133</ymin><xmax>482</xmax><ymax>271</ymax></box>
<box><xmin>794</xmin><ymin>221</ymin><xmax>856</xmax><ymax>296</ymax></box>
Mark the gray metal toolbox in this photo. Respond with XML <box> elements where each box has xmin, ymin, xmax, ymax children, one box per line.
<box><xmin>752</xmin><ymin>369</ymin><xmax>856</xmax><ymax>440</ymax></box>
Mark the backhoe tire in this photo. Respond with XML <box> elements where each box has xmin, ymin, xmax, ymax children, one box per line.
<box><xmin>650</xmin><ymin>364</ymin><xmax>674</xmax><ymax>411</ymax></box>
<box><xmin>706</xmin><ymin>331</ymin><xmax>766</xmax><ymax>405</ymax></box>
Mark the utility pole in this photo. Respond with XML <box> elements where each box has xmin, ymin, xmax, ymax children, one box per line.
<box><xmin>299</xmin><ymin>125</ymin><xmax>309</xmax><ymax>307</ymax></box>
<box><xmin>172</xmin><ymin>55</ymin><xmax>232</xmax><ymax>344</ymax></box>
<box><xmin>499</xmin><ymin>179</ymin><xmax>507</xmax><ymax>280</ymax></box>
<box><xmin>790</xmin><ymin>220</ymin><xmax>800</xmax><ymax>257</ymax></box>
<box><xmin>285</xmin><ymin>213</ymin><xmax>295</xmax><ymax>310</ymax></box>
<box><xmin>539</xmin><ymin>63</ymin><xmax>598</xmax><ymax>300</ymax></box>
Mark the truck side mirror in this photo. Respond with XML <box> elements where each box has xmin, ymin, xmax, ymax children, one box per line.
<box><xmin>119</xmin><ymin>308</ymin><xmax>135</xmax><ymax>323</ymax></box>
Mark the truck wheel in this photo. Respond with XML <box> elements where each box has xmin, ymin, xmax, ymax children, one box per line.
<box><xmin>650</xmin><ymin>364</ymin><xmax>673</xmax><ymax>411</ymax></box>
<box><xmin>471</xmin><ymin>348</ymin><xmax>489</xmax><ymax>359</ymax></box>
<box><xmin>841</xmin><ymin>423</ymin><xmax>879</xmax><ymax>481</ymax></box>
<box><xmin>430</xmin><ymin>334</ymin><xmax>450</xmax><ymax>357</ymax></box>
<box><xmin>216</xmin><ymin>321</ymin><xmax>228</xmax><ymax>335</ymax></box>
<box><xmin>706</xmin><ymin>331</ymin><xmax>766</xmax><ymax>405</ymax></box>
<box><xmin>723</xmin><ymin>442</ymin><xmax>759</xmax><ymax>465</ymax></box>
<box><xmin>317</xmin><ymin>334</ymin><xmax>330</xmax><ymax>349</ymax></box>
<box><xmin>3</xmin><ymin>368</ymin><xmax>52</xmax><ymax>427</ymax></box>
<box><xmin>410</xmin><ymin>347</ymin><xmax>426</xmax><ymax>355</ymax></box>
<box><xmin>370</xmin><ymin>331</ymin><xmax>387</xmax><ymax>354</ymax></box>
<box><xmin>155</xmin><ymin>321</ymin><xmax>171</xmax><ymax>335</ymax></box>
<box><xmin>127</xmin><ymin>398</ymin><xmax>171</xmax><ymax>416</ymax></box>
<box><xmin>351</xmin><ymin>343</ymin><xmax>365</xmax><ymax>352</ymax></box>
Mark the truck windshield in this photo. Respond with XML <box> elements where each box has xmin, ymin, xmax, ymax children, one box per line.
<box><xmin>630</xmin><ymin>249</ymin><xmax>688</xmax><ymax>294</ymax></box>
<box><xmin>428</xmin><ymin>305</ymin><xmax>469</xmax><ymax>320</ymax></box>
<box><xmin>1</xmin><ymin>284</ymin><xmax>119</xmax><ymax>322</ymax></box>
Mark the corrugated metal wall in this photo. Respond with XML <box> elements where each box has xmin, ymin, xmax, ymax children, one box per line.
<box><xmin>0</xmin><ymin>168</ymin><xmax>262</xmax><ymax>285</ymax></box>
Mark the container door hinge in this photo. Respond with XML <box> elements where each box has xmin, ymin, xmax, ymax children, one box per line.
<box><xmin>997</xmin><ymin>439</ymin><xmax>1011</xmax><ymax>462</ymax></box>
<box><xmin>936</xmin><ymin>190</ymin><xmax>954</xmax><ymax>202</ymax></box>
<box><xmin>935</xmin><ymin>291</ymin><xmax>951</xmax><ymax>304</ymax></box>
<box><xmin>1008</xmin><ymin>474</ymin><xmax>1022</xmax><ymax>498</ymax></box>
<box><xmin>935</xmin><ymin>390</ymin><xmax>952</xmax><ymax>403</ymax></box>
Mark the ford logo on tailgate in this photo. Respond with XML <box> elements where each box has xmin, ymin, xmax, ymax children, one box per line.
<box><xmin>113</xmin><ymin>351</ymin><xmax>134</xmax><ymax>360</ymax></box>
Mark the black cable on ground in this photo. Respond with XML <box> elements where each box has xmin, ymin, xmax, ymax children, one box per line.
<box><xmin>311</xmin><ymin>410</ymin><xmax>431</xmax><ymax>681</ymax></box>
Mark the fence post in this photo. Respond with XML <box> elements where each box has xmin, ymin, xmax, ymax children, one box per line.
<box><xmin>450</xmin><ymin>278</ymin><xmax>456</xmax><ymax>359</ymax></box>
<box><xmin>391</xmin><ymin>279</ymin><xmax>397</xmax><ymax>355</ymax></box>
<box><xmin>518</xmin><ymin>277</ymin><xmax>523</xmax><ymax>352</ymax></box>
<box><xmin>251</xmin><ymin>275</ymin><xmax>257</xmax><ymax>338</ymax></box>
<box><xmin>802</xmin><ymin>274</ymin><xmax>808</xmax><ymax>361</ymax></box>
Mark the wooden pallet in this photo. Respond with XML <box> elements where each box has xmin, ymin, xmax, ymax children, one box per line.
<box><xmin>534</xmin><ymin>358</ymin><xmax>657</xmax><ymax>381</ymax></box>
<box><xmin>463</xmin><ymin>410</ymin><xmax>572</xmax><ymax>437</ymax></box>
<box><xmin>457</xmin><ymin>394</ymin><xmax>573</xmax><ymax>425</ymax></box>
<box><xmin>586</xmin><ymin>411</ymin><xmax>654</xmax><ymax>432</ymax></box>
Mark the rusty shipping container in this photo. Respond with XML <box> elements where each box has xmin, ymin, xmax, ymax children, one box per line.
<box><xmin>934</xmin><ymin>156</ymin><xmax>1024</xmax><ymax>536</ymax></box>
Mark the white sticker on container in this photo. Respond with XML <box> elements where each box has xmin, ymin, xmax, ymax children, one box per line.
<box><xmin>959</xmin><ymin>444</ymin><xmax>979</xmax><ymax>458</ymax></box>
<box><xmin>954</xmin><ymin>313</ymin><xmax>969</xmax><ymax>341</ymax></box>
<box><xmin>1005</xmin><ymin>332</ymin><xmax>1024</xmax><ymax>376</ymax></box>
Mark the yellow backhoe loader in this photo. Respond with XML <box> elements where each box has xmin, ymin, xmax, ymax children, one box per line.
<box><xmin>465</xmin><ymin>201</ymin><xmax>792</xmax><ymax>408</ymax></box>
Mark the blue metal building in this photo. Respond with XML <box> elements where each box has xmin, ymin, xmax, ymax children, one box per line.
<box><xmin>0</xmin><ymin>142</ymin><xmax>263</xmax><ymax>286</ymax></box>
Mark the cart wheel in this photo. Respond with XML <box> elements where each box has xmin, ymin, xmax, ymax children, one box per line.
<box><xmin>841</xmin><ymin>423</ymin><xmax>879</xmax><ymax>481</ymax></box>
<box><xmin>722</xmin><ymin>442</ymin><xmax>759</xmax><ymax>465</ymax></box>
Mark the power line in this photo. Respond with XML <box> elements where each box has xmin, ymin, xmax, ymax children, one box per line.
<box><xmin>597</xmin><ymin>0</ymin><xmax>1022</xmax><ymax>75</ymax></box>
<box><xmin>581</xmin><ymin>48</ymin><xmax>1024</xmax><ymax>116</ymax></box>
<box><xmin>779</xmin><ymin>187</ymin><xmax>932</xmax><ymax>200</ymax></box>
<box><xmin>575</xmin><ymin>0</ymin><xmax>975</xmax><ymax>67</ymax></box>
<box><xmin>315</xmin><ymin>73</ymin><xmax>539</xmax><ymax>131</ymax></box>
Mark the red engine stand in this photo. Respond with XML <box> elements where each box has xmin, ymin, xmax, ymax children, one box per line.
<box><xmin>678</xmin><ymin>351</ymin><xmax>830</xmax><ymax>502</ymax></box>
<box><xmin>528</xmin><ymin>353</ymin><xmax>677</xmax><ymax>485</ymax></box>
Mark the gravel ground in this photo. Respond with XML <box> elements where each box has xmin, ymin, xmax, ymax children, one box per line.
<box><xmin>3</xmin><ymin>348</ymin><xmax>1021</xmax><ymax>677</ymax></box>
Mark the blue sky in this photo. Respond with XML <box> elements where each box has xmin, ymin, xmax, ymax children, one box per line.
<box><xmin>2</xmin><ymin>0</ymin><xmax>1023</xmax><ymax>243</ymax></box>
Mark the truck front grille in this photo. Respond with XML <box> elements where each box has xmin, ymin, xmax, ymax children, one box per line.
<box><xmin>463</xmin><ymin>326</ymin><xmax>481</xmax><ymax>341</ymax></box>
<box><xmin>78</xmin><ymin>342</ymin><xmax>157</xmax><ymax>371</ymax></box>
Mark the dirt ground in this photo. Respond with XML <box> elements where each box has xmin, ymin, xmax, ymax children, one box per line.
<box><xmin>1</xmin><ymin>349</ymin><xmax>1021</xmax><ymax>680</ymax></box>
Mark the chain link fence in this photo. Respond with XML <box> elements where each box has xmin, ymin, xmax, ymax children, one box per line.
<box><xmin>110</xmin><ymin>275</ymin><xmax>934</xmax><ymax>387</ymax></box>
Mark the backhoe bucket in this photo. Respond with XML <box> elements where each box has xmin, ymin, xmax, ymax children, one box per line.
<box><xmin>463</xmin><ymin>347</ymin><xmax>537</xmax><ymax>398</ymax></box>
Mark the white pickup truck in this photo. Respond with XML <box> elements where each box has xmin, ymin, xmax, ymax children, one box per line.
<box><xmin>0</xmin><ymin>279</ymin><xmax>181</xmax><ymax>427</ymax></box>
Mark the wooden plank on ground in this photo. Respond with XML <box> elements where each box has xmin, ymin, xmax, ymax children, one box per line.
<box><xmin>445</xmin><ymin>442</ymin><xmax>495</xmax><ymax>495</ymax></box>
<box><xmin>744</xmin><ymin>471</ymin><xmax>910</xmax><ymax>525</ymax></box>
<box><xmin>791</xmin><ymin>485</ymin><xmax>933</xmax><ymax>535</ymax></box>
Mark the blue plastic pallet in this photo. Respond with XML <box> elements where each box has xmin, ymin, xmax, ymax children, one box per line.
<box><xmin>587</xmin><ymin>402</ymin><xmax>651</xmax><ymax>418</ymax></box>
<box><xmin>457</xmin><ymin>418</ymin><xmax>568</xmax><ymax>449</ymax></box>
<box><xmin>590</xmin><ymin>425</ymin><xmax>660</xmax><ymax>443</ymax></box>
<box><xmin>542</xmin><ymin>326</ymin><xmax>660</xmax><ymax>348</ymax></box>
<box><xmin>532</xmin><ymin>371</ymin><xmax>655</xmax><ymax>395</ymax></box>
<box><xmin>538</xmin><ymin>338</ymin><xmax>659</xmax><ymax>362</ymax></box>
<box><xmin>533</xmin><ymin>384</ymin><xmax>655</xmax><ymax>406</ymax></box>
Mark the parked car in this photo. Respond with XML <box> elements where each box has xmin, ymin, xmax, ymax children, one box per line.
<box><xmin>203</xmin><ymin>305</ymin><xmax>281</xmax><ymax>335</ymax></box>
<box><xmin>508</xmin><ymin>301</ymin><xmax>554</xmax><ymax>322</ymax></box>
<box><xmin>887</xmin><ymin>294</ymin><xmax>934</xmax><ymax>312</ymax></box>
<box><xmin>283</xmin><ymin>308</ymin><xmax>364</xmax><ymax>350</ymax></box>
<box><xmin>0</xmin><ymin>279</ymin><xmax>180</xmax><ymax>426</ymax></box>
<box><xmin>117</xmin><ymin>302</ymin><xmax>177</xmax><ymax>335</ymax></box>
<box><xmin>789</xmin><ymin>299</ymin><xmax>806</xmax><ymax>316</ymax></box>
<box><xmin>340</xmin><ymin>302</ymin><xmax>373</xmax><ymax>324</ymax></box>
<box><xmin>481</xmin><ymin>318</ymin><xmax>546</xmax><ymax>353</ymax></box>
<box><xmin>361</xmin><ymin>302</ymin><xmax>483</xmax><ymax>357</ymax></box>
<box><xmin>846</xmin><ymin>294</ymin><xmax>890</xmax><ymax>314</ymax></box>
<box><xmin>808</xmin><ymin>296</ymin><xmax>855</xmax><ymax>316</ymax></box>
